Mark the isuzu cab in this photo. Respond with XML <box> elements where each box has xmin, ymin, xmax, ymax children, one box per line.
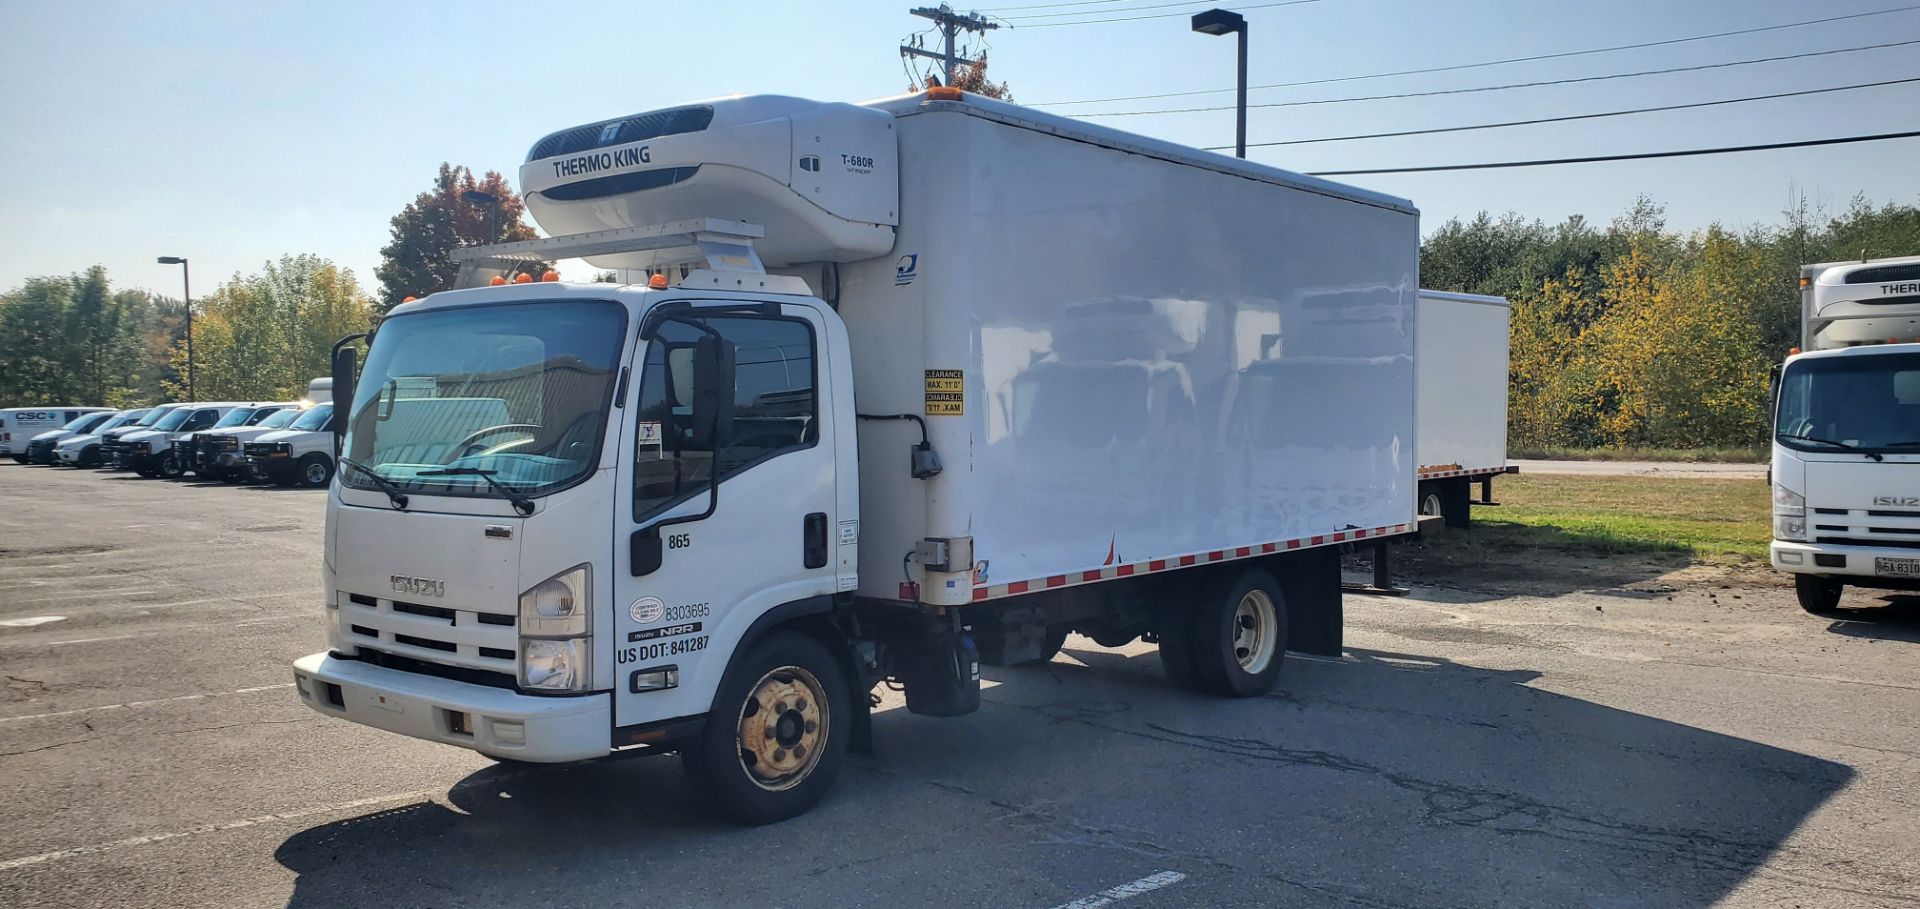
<box><xmin>294</xmin><ymin>91</ymin><xmax>1419</xmax><ymax>823</ymax></box>
<box><xmin>1772</xmin><ymin>254</ymin><xmax>1920</xmax><ymax>612</ymax></box>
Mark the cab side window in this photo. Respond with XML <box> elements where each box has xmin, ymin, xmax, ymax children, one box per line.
<box><xmin>184</xmin><ymin>410</ymin><xmax>219</xmax><ymax>431</ymax></box>
<box><xmin>632</xmin><ymin>315</ymin><xmax>817</xmax><ymax>521</ymax></box>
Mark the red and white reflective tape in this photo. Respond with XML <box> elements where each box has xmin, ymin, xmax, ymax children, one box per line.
<box><xmin>1417</xmin><ymin>465</ymin><xmax>1507</xmax><ymax>480</ymax></box>
<box><xmin>970</xmin><ymin>522</ymin><xmax>1414</xmax><ymax>603</ymax></box>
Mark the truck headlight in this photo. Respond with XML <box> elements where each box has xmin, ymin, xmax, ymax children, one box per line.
<box><xmin>518</xmin><ymin>564</ymin><xmax>591</xmax><ymax>691</ymax></box>
<box><xmin>521</xmin><ymin>639</ymin><xmax>590</xmax><ymax>690</ymax></box>
<box><xmin>1773</xmin><ymin>484</ymin><xmax>1807</xmax><ymax>541</ymax></box>
<box><xmin>518</xmin><ymin>564</ymin><xmax>590</xmax><ymax>637</ymax></box>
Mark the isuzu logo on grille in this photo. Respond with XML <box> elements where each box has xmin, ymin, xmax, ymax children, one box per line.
<box><xmin>390</xmin><ymin>576</ymin><xmax>445</xmax><ymax>598</ymax></box>
<box><xmin>1873</xmin><ymin>496</ymin><xmax>1920</xmax><ymax>507</ymax></box>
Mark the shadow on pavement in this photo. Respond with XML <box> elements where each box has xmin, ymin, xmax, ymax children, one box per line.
<box><xmin>1825</xmin><ymin>593</ymin><xmax>1920</xmax><ymax>643</ymax></box>
<box><xmin>1351</xmin><ymin>521</ymin><xmax>1691</xmax><ymax>603</ymax></box>
<box><xmin>274</xmin><ymin>639</ymin><xmax>1858</xmax><ymax>909</ymax></box>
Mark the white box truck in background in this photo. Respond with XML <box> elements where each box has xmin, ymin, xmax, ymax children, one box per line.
<box><xmin>294</xmin><ymin>90</ymin><xmax>1419</xmax><ymax>823</ymax></box>
<box><xmin>1415</xmin><ymin>290</ymin><xmax>1513</xmax><ymax>528</ymax></box>
<box><xmin>1771</xmin><ymin>254</ymin><xmax>1920</xmax><ymax>612</ymax></box>
<box><xmin>0</xmin><ymin>407</ymin><xmax>113</xmax><ymax>462</ymax></box>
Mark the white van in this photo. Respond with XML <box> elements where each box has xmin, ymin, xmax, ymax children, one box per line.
<box><xmin>245</xmin><ymin>402</ymin><xmax>336</xmax><ymax>487</ymax></box>
<box><xmin>0</xmin><ymin>407</ymin><xmax>114</xmax><ymax>462</ymax></box>
<box><xmin>53</xmin><ymin>408</ymin><xmax>152</xmax><ymax>467</ymax></box>
<box><xmin>182</xmin><ymin>402</ymin><xmax>299</xmax><ymax>478</ymax></box>
<box><xmin>23</xmin><ymin>411</ymin><xmax>121</xmax><ymax>464</ymax></box>
<box><xmin>118</xmin><ymin>403</ymin><xmax>245</xmax><ymax>478</ymax></box>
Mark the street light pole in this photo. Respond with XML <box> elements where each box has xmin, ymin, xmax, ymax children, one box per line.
<box><xmin>1192</xmin><ymin>9</ymin><xmax>1249</xmax><ymax>158</ymax></box>
<box><xmin>157</xmin><ymin>256</ymin><xmax>192</xmax><ymax>399</ymax></box>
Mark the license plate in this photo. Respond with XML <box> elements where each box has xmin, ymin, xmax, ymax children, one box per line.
<box><xmin>1874</xmin><ymin>557</ymin><xmax>1920</xmax><ymax>578</ymax></box>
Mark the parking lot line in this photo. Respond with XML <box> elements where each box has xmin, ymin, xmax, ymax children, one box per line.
<box><xmin>1045</xmin><ymin>871</ymin><xmax>1187</xmax><ymax>909</ymax></box>
<box><xmin>0</xmin><ymin>683</ymin><xmax>294</xmax><ymax>724</ymax></box>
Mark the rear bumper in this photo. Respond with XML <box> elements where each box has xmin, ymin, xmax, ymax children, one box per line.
<box><xmin>1772</xmin><ymin>540</ymin><xmax>1920</xmax><ymax>587</ymax></box>
<box><xmin>293</xmin><ymin>651</ymin><xmax>611</xmax><ymax>762</ymax></box>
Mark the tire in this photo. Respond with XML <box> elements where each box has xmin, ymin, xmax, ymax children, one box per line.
<box><xmin>79</xmin><ymin>447</ymin><xmax>100</xmax><ymax>468</ymax></box>
<box><xmin>157</xmin><ymin>455</ymin><xmax>185</xmax><ymax>480</ymax></box>
<box><xmin>1795</xmin><ymin>574</ymin><xmax>1843</xmax><ymax>614</ymax></box>
<box><xmin>1418</xmin><ymin>483</ymin><xmax>1445</xmax><ymax>521</ymax></box>
<box><xmin>1186</xmin><ymin>567</ymin><xmax>1288</xmax><ymax>698</ymax></box>
<box><xmin>1036</xmin><ymin>625</ymin><xmax>1069</xmax><ymax>663</ymax></box>
<box><xmin>682</xmin><ymin>631</ymin><xmax>850</xmax><ymax>825</ymax></box>
<box><xmin>297</xmin><ymin>454</ymin><xmax>334</xmax><ymax>488</ymax></box>
<box><xmin>1153</xmin><ymin>599</ymin><xmax>1203</xmax><ymax>691</ymax></box>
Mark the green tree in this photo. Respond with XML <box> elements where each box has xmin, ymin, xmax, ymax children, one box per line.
<box><xmin>375</xmin><ymin>163</ymin><xmax>544</xmax><ymax>310</ymax></box>
<box><xmin>165</xmin><ymin>256</ymin><xmax>375</xmax><ymax>401</ymax></box>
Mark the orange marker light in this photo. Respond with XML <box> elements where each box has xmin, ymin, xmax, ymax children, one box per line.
<box><xmin>1788</xmin><ymin>347</ymin><xmax>1800</xmax><ymax>355</ymax></box>
<box><xmin>402</xmin><ymin>295</ymin><xmax>417</xmax><ymax>303</ymax></box>
<box><xmin>648</xmin><ymin>273</ymin><xmax>670</xmax><ymax>290</ymax></box>
<box><xmin>1798</xmin><ymin>276</ymin><xmax>1811</xmax><ymax>287</ymax></box>
<box><xmin>542</xmin><ymin>270</ymin><xmax>560</xmax><ymax>282</ymax></box>
<box><xmin>489</xmin><ymin>276</ymin><xmax>507</xmax><ymax>286</ymax></box>
<box><xmin>514</xmin><ymin>273</ymin><xmax>533</xmax><ymax>284</ymax></box>
<box><xmin>927</xmin><ymin>86</ymin><xmax>963</xmax><ymax>101</ymax></box>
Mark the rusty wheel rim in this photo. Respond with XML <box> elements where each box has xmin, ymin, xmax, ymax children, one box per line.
<box><xmin>735</xmin><ymin>665</ymin><xmax>829</xmax><ymax>792</ymax></box>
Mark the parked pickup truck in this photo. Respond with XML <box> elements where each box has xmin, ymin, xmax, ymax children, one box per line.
<box><xmin>244</xmin><ymin>402</ymin><xmax>335</xmax><ymax>487</ymax></box>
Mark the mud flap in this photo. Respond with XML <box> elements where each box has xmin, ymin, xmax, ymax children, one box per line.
<box><xmin>1278</xmin><ymin>546</ymin><xmax>1343</xmax><ymax>656</ymax></box>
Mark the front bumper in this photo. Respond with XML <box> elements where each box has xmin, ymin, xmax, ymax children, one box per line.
<box><xmin>1772</xmin><ymin>540</ymin><xmax>1920</xmax><ymax>586</ymax></box>
<box><xmin>293</xmin><ymin>651</ymin><xmax>611</xmax><ymax>762</ymax></box>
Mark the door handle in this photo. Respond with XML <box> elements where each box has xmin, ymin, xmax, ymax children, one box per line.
<box><xmin>803</xmin><ymin>512</ymin><xmax>828</xmax><ymax>569</ymax></box>
<box><xmin>631</xmin><ymin>527</ymin><xmax>663</xmax><ymax>577</ymax></box>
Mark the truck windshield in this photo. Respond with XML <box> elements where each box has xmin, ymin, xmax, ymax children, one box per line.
<box><xmin>258</xmin><ymin>408</ymin><xmax>302</xmax><ymax>430</ymax></box>
<box><xmin>289</xmin><ymin>404</ymin><xmax>332</xmax><ymax>432</ymax></box>
<box><xmin>342</xmin><ymin>300</ymin><xmax>626</xmax><ymax>498</ymax></box>
<box><xmin>132</xmin><ymin>408</ymin><xmax>171</xmax><ymax>428</ymax></box>
<box><xmin>96</xmin><ymin>411</ymin><xmax>144</xmax><ymax>432</ymax></box>
<box><xmin>152</xmin><ymin>409</ymin><xmax>193</xmax><ymax>431</ymax></box>
<box><xmin>212</xmin><ymin>408</ymin><xmax>259</xmax><ymax>429</ymax></box>
<box><xmin>1777</xmin><ymin>352</ymin><xmax>1920</xmax><ymax>453</ymax></box>
<box><xmin>64</xmin><ymin>413</ymin><xmax>110</xmax><ymax>432</ymax></box>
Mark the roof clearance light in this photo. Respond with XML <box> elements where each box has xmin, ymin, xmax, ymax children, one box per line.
<box><xmin>542</xmin><ymin>270</ymin><xmax>560</xmax><ymax>282</ymax></box>
<box><xmin>1799</xmin><ymin>276</ymin><xmax>1812</xmax><ymax>287</ymax></box>
<box><xmin>1789</xmin><ymin>347</ymin><xmax>1800</xmax><ymax>355</ymax></box>
<box><xmin>514</xmin><ymin>273</ymin><xmax>533</xmax><ymax>284</ymax></box>
<box><xmin>402</xmin><ymin>295</ymin><xmax>417</xmax><ymax>303</ymax></box>
<box><xmin>648</xmin><ymin>274</ymin><xmax>670</xmax><ymax>290</ymax></box>
<box><xmin>927</xmin><ymin>86</ymin><xmax>963</xmax><ymax>101</ymax></box>
<box><xmin>489</xmin><ymin>276</ymin><xmax>507</xmax><ymax>286</ymax></box>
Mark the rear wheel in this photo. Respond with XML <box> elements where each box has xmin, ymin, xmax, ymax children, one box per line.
<box><xmin>1187</xmin><ymin>568</ymin><xmax>1288</xmax><ymax>698</ymax></box>
<box><xmin>1795</xmin><ymin>574</ymin><xmax>1843</xmax><ymax>614</ymax></box>
<box><xmin>682</xmin><ymin>631</ymin><xmax>849</xmax><ymax>825</ymax></box>
<box><xmin>157</xmin><ymin>454</ymin><xmax>185</xmax><ymax>479</ymax></box>
<box><xmin>297</xmin><ymin>454</ymin><xmax>334</xmax><ymax>488</ymax></box>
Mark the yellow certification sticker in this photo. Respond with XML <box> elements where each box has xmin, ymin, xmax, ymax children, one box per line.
<box><xmin>924</xmin><ymin>369</ymin><xmax>964</xmax><ymax>416</ymax></box>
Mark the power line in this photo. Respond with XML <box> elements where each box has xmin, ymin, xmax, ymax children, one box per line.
<box><xmin>1305</xmin><ymin>130</ymin><xmax>1920</xmax><ymax>176</ymax></box>
<box><xmin>979</xmin><ymin>0</ymin><xmax>1124</xmax><ymax>10</ymax></box>
<box><xmin>902</xmin><ymin>5</ymin><xmax>1000</xmax><ymax>86</ymax></box>
<box><xmin>1002</xmin><ymin>0</ymin><xmax>1283</xmax><ymax>20</ymax></box>
<box><xmin>1206</xmin><ymin>75</ymin><xmax>1920</xmax><ymax>150</ymax></box>
<box><xmin>1072</xmin><ymin>37</ymin><xmax>1920</xmax><ymax>117</ymax></box>
<box><xmin>1010</xmin><ymin>0</ymin><xmax>1322</xmax><ymax>28</ymax></box>
<box><xmin>1034</xmin><ymin>3</ymin><xmax>1920</xmax><ymax>104</ymax></box>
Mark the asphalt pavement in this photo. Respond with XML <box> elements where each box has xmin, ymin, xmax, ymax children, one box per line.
<box><xmin>1</xmin><ymin>463</ymin><xmax>1916</xmax><ymax>908</ymax></box>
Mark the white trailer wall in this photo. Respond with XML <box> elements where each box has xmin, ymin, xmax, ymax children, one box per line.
<box><xmin>839</xmin><ymin>98</ymin><xmax>1419</xmax><ymax>600</ymax></box>
<box><xmin>1415</xmin><ymin>291</ymin><xmax>1510</xmax><ymax>475</ymax></box>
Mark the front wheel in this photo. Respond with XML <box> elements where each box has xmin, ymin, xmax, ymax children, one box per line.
<box><xmin>682</xmin><ymin>631</ymin><xmax>849</xmax><ymax>825</ymax></box>
<box><xmin>157</xmin><ymin>455</ymin><xmax>185</xmax><ymax>479</ymax></box>
<box><xmin>1795</xmin><ymin>574</ymin><xmax>1843</xmax><ymax>614</ymax></box>
<box><xmin>297</xmin><ymin>454</ymin><xmax>334</xmax><ymax>488</ymax></box>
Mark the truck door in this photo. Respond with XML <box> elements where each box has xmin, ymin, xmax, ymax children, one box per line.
<box><xmin>611</xmin><ymin>301</ymin><xmax>840</xmax><ymax>730</ymax></box>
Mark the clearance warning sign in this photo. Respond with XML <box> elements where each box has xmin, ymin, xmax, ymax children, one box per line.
<box><xmin>924</xmin><ymin>369</ymin><xmax>964</xmax><ymax>416</ymax></box>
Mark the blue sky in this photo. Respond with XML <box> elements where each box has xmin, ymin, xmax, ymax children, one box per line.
<box><xmin>2</xmin><ymin>0</ymin><xmax>1916</xmax><ymax>297</ymax></box>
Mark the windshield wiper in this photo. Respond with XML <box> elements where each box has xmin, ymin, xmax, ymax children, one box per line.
<box><xmin>1881</xmin><ymin>440</ymin><xmax>1920</xmax><ymax>448</ymax></box>
<box><xmin>416</xmin><ymin>467</ymin><xmax>535</xmax><ymax>516</ymax></box>
<box><xmin>338</xmin><ymin>457</ymin><xmax>411</xmax><ymax>509</ymax></box>
<box><xmin>1780</xmin><ymin>434</ymin><xmax>1883</xmax><ymax>462</ymax></box>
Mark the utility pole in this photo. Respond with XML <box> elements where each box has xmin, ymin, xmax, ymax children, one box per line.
<box><xmin>903</xmin><ymin>4</ymin><xmax>998</xmax><ymax>87</ymax></box>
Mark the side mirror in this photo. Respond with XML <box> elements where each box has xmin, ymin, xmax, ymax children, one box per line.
<box><xmin>687</xmin><ymin>334</ymin><xmax>736</xmax><ymax>451</ymax></box>
<box><xmin>329</xmin><ymin>345</ymin><xmax>358</xmax><ymax>438</ymax></box>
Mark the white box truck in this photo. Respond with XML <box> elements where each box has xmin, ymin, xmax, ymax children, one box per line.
<box><xmin>0</xmin><ymin>407</ymin><xmax>113</xmax><ymax>462</ymax></box>
<box><xmin>294</xmin><ymin>91</ymin><xmax>1419</xmax><ymax>823</ymax></box>
<box><xmin>1415</xmin><ymin>290</ymin><xmax>1513</xmax><ymax>528</ymax></box>
<box><xmin>1771</xmin><ymin>254</ymin><xmax>1920</xmax><ymax>612</ymax></box>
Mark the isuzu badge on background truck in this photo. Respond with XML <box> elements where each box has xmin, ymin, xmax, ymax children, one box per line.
<box><xmin>294</xmin><ymin>91</ymin><xmax>1420</xmax><ymax>823</ymax></box>
<box><xmin>1771</xmin><ymin>254</ymin><xmax>1920</xmax><ymax>612</ymax></box>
